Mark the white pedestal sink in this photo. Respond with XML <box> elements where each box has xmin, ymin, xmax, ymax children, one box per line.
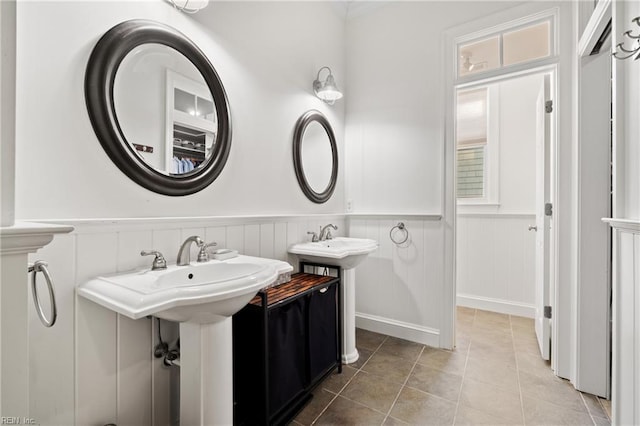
<box><xmin>78</xmin><ymin>255</ymin><xmax>292</xmax><ymax>425</ymax></box>
<box><xmin>288</xmin><ymin>237</ymin><xmax>378</xmax><ymax>364</ymax></box>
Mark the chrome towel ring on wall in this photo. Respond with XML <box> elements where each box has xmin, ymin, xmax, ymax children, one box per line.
<box><xmin>390</xmin><ymin>222</ymin><xmax>409</xmax><ymax>245</ymax></box>
<box><xmin>28</xmin><ymin>260</ymin><xmax>58</xmax><ymax>327</ymax></box>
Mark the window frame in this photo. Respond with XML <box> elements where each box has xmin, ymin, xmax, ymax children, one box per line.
<box><xmin>456</xmin><ymin>84</ymin><xmax>500</xmax><ymax>206</ymax></box>
<box><xmin>453</xmin><ymin>9</ymin><xmax>558</xmax><ymax>209</ymax></box>
<box><xmin>454</xmin><ymin>10</ymin><xmax>558</xmax><ymax>84</ymax></box>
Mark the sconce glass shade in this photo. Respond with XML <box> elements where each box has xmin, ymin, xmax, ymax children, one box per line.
<box><xmin>313</xmin><ymin>67</ymin><xmax>343</xmax><ymax>104</ymax></box>
<box><xmin>168</xmin><ymin>0</ymin><xmax>209</xmax><ymax>13</ymax></box>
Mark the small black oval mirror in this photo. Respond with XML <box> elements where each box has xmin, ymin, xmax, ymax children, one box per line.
<box><xmin>292</xmin><ymin>110</ymin><xmax>338</xmax><ymax>203</ymax></box>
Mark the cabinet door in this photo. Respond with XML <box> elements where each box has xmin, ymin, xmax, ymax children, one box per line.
<box><xmin>308</xmin><ymin>282</ymin><xmax>339</xmax><ymax>384</ymax></box>
<box><xmin>268</xmin><ymin>297</ymin><xmax>308</xmax><ymax>416</ymax></box>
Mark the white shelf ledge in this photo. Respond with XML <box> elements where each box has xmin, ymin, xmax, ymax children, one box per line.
<box><xmin>0</xmin><ymin>221</ymin><xmax>74</xmax><ymax>255</ymax></box>
<box><xmin>602</xmin><ymin>218</ymin><xmax>640</xmax><ymax>233</ymax></box>
<box><xmin>345</xmin><ymin>213</ymin><xmax>442</xmax><ymax>220</ymax></box>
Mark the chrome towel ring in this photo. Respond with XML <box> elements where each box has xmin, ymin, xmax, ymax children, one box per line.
<box><xmin>390</xmin><ymin>222</ymin><xmax>409</xmax><ymax>245</ymax></box>
<box><xmin>28</xmin><ymin>260</ymin><xmax>57</xmax><ymax>328</ymax></box>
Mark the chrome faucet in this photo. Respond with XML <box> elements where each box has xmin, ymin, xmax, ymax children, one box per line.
<box><xmin>319</xmin><ymin>224</ymin><xmax>338</xmax><ymax>241</ymax></box>
<box><xmin>177</xmin><ymin>236</ymin><xmax>204</xmax><ymax>266</ymax></box>
<box><xmin>197</xmin><ymin>242</ymin><xmax>218</xmax><ymax>262</ymax></box>
<box><xmin>141</xmin><ymin>250</ymin><xmax>167</xmax><ymax>270</ymax></box>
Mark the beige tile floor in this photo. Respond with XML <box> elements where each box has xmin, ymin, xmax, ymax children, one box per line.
<box><xmin>292</xmin><ymin>307</ymin><xmax>611</xmax><ymax>425</ymax></box>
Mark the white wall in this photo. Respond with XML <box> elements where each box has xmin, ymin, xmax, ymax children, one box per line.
<box><xmin>0</xmin><ymin>0</ymin><xmax>16</xmax><ymax>227</ymax></box>
<box><xmin>457</xmin><ymin>74</ymin><xmax>541</xmax><ymax>316</ymax></box>
<box><xmin>615</xmin><ymin>2</ymin><xmax>640</xmax><ymax>220</ymax></box>
<box><xmin>15</xmin><ymin>1</ymin><xmax>345</xmax><ymax>220</ymax></box>
<box><xmin>349</xmin><ymin>215</ymin><xmax>444</xmax><ymax>347</ymax></box>
<box><xmin>345</xmin><ymin>2</ymin><xmax>510</xmax><ymax>215</ymax></box>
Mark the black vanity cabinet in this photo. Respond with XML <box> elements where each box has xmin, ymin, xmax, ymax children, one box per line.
<box><xmin>233</xmin><ymin>272</ymin><xmax>341</xmax><ymax>426</ymax></box>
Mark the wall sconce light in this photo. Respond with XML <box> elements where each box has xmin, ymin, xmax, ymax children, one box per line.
<box><xmin>168</xmin><ymin>0</ymin><xmax>209</xmax><ymax>14</ymax></box>
<box><xmin>313</xmin><ymin>67</ymin><xmax>343</xmax><ymax>105</ymax></box>
<box><xmin>460</xmin><ymin>52</ymin><xmax>487</xmax><ymax>72</ymax></box>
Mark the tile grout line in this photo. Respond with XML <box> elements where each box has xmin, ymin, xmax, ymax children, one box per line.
<box><xmin>303</xmin><ymin>311</ymin><xmax>607</xmax><ymax>426</ymax></box>
<box><xmin>510</xmin><ymin>314</ymin><xmax>528</xmax><ymax>426</ymax></box>
<box><xmin>308</xmin><ymin>390</ymin><xmax>340</xmax><ymax>426</ymax></box>
<box><xmin>511</xmin><ymin>316</ymin><xmax>601</xmax><ymax>425</ymax></box>
<box><xmin>310</xmin><ymin>334</ymin><xmax>388</xmax><ymax>425</ymax></box>
<box><xmin>451</xmin><ymin>307</ymin><xmax>475</xmax><ymax>426</ymax></box>
<box><xmin>339</xmin><ymin>334</ymin><xmax>466</xmax><ymax>424</ymax></box>
<box><xmin>596</xmin><ymin>397</ymin><xmax>612</xmax><ymax>421</ymax></box>
<box><xmin>578</xmin><ymin>392</ymin><xmax>601</xmax><ymax>426</ymax></box>
<box><xmin>380</xmin><ymin>343</ymin><xmax>427</xmax><ymax>425</ymax></box>
<box><xmin>335</xmin><ymin>392</ymin><xmax>396</xmax><ymax>419</ymax></box>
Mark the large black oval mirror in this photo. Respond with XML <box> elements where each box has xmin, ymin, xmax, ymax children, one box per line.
<box><xmin>292</xmin><ymin>110</ymin><xmax>338</xmax><ymax>203</ymax></box>
<box><xmin>85</xmin><ymin>19</ymin><xmax>231</xmax><ymax>196</ymax></box>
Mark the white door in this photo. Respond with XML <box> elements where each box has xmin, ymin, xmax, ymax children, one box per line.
<box><xmin>534</xmin><ymin>75</ymin><xmax>552</xmax><ymax>360</ymax></box>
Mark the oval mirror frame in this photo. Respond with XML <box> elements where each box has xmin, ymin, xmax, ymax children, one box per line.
<box><xmin>292</xmin><ymin>110</ymin><xmax>338</xmax><ymax>204</ymax></box>
<box><xmin>85</xmin><ymin>19</ymin><xmax>231</xmax><ymax>196</ymax></box>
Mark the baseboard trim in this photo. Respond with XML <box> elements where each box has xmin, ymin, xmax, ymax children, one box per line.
<box><xmin>457</xmin><ymin>294</ymin><xmax>535</xmax><ymax>318</ymax></box>
<box><xmin>355</xmin><ymin>313</ymin><xmax>440</xmax><ymax>348</ymax></box>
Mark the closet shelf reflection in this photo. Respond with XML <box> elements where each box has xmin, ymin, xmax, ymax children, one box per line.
<box><xmin>173</xmin><ymin>144</ymin><xmax>205</xmax><ymax>156</ymax></box>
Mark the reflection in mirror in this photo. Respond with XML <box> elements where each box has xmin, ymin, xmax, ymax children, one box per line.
<box><xmin>113</xmin><ymin>44</ymin><xmax>217</xmax><ymax>176</ymax></box>
<box><xmin>300</xmin><ymin>121</ymin><xmax>333</xmax><ymax>193</ymax></box>
<box><xmin>292</xmin><ymin>110</ymin><xmax>338</xmax><ymax>204</ymax></box>
<box><xmin>85</xmin><ymin>19</ymin><xmax>231</xmax><ymax>196</ymax></box>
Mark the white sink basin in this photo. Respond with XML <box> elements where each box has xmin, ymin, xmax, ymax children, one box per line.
<box><xmin>289</xmin><ymin>237</ymin><xmax>378</xmax><ymax>365</ymax></box>
<box><xmin>77</xmin><ymin>255</ymin><xmax>292</xmax><ymax>324</ymax></box>
<box><xmin>288</xmin><ymin>237</ymin><xmax>378</xmax><ymax>269</ymax></box>
<box><xmin>79</xmin><ymin>253</ymin><xmax>293</xmax><ymax>425</ymax></box>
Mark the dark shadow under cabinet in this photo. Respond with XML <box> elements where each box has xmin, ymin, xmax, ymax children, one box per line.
<box><xmin>233</xmin><ymin>271</ymin><xmax>342</xmax><ymax>425</ymax></box>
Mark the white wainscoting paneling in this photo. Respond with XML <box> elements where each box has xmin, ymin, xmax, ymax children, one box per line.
<box><xmin>348</xmin><ymin>215</ymin><xmax>444</xmax><ymax>348</ymax></box>
<box><xmin>26</xmin><ymin>214</ymin><xmax>343</xmax><ymax>425</ymax></box>
<box><xmin>456</xmin><ymin>213</ymin><xmax>536</xmax><ymax>318</ymax></box>
<box><xmin>605</xmin><ymin>219</ymin><xmax>640</xmax><ymax>425</ymax></box>
<box><xmin>26</xmin><ymin>233</ymin><xmax>76</xmax><ymax>425</ymax></box>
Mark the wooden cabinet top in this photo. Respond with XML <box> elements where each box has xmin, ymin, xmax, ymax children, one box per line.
<box><xmin>249</xmin><ymin>272</ymin><xmax>338</xmax><ymax>308</ymax></box>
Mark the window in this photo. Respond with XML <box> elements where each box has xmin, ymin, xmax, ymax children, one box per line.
<box><xmin>457</xmin><ymin>147</ymin><xmax>485</xmax><ymax>198</ymax></box>
<box><xmin>503</xmin><ymin>21</ymin><xmax>551</xmax><ymax>66</ymax></box>
<box><xmin>457</xmin><ymin>18</ymin><xmax>553</xmax><ymax>78</ymax></box>
<box><xmin>459</xmin><ymin>36</ymin><xmax>500</xmax><ymax>77</ymax></box>
<box><xmin>456</xmin><ymin>88</ymin><xmax>488</xmax><ymax>199</ymax></box>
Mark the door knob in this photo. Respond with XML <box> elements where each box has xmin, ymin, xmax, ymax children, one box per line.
<box><xmin>528</xmin><ymin>225</ymin><xmax>538</xmax><ymax>231</ymax></box>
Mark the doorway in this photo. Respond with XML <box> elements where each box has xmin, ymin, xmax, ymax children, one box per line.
<box><xmin>455</xmin><ymin>70</ymin><xmax>555</xmax><ymax>365</ymax></box>
<box><xmin>445</xmin><ymin>0</ymin><xmax>612</xmax><ymax>406</ymax></box>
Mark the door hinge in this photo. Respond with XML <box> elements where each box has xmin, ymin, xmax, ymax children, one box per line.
<box><xmin>545</xmin><ymin>100</ymin><xmax>553</xmax><ymax>113</ymax></box>
<box><xmin>545</xmin><ymin>203</ymin><xmax>553</xmax><ymax>217</ymax></box>
<box><xmin>544</xmin><ymin>305</ymin><xmax>552</xmax><ymax>319</ymax></box>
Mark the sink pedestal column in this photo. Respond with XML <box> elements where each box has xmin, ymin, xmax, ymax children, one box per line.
<box><xmin>341</xmin><ymin>268</ymin><xmax>359</xmax><ymax>364</ymax></box>
<box><xmin>180</xmin><ymin>319</ymin><xmax>233</xmax><ymax>425</ymax></box>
